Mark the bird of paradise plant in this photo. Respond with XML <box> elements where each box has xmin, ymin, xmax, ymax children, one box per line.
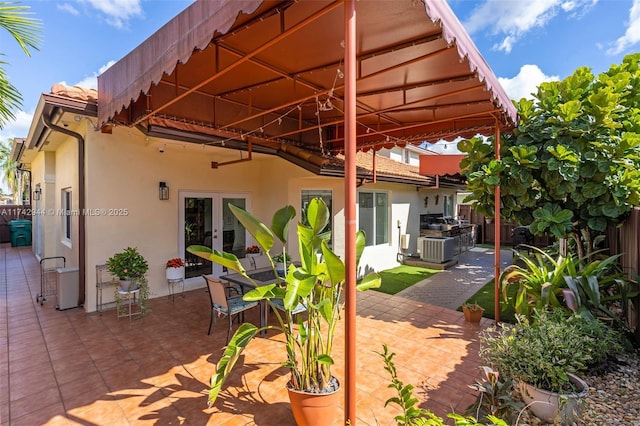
<box><xmin>187</xmin><ymin>197</ymin><xmax>381</xmax><ymax>405</ymax></box>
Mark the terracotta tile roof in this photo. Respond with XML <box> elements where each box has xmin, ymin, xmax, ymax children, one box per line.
<box><xmin>50</xmin><ymin>83</ymin><xmax>98</xmax><ymax>103</ymax></box>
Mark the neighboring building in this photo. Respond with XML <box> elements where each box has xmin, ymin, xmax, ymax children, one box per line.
<box><xmin>13</xmin><ymin>0</ymin><xmax>515</xmax><ymax>313</ymax></box>
<box><xmin>377</xmin><ymin>144</ymin><xmax>432</xmax><ymax>167</ymax></box>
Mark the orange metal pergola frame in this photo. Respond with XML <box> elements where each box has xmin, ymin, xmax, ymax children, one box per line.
<box><xmin>342</xmin><ymin>7</ymin><xmax>503</xmax><ymax>422</ymax></box>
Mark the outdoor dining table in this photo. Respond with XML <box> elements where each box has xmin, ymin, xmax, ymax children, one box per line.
<box><xmin>221</xmin><ymin>266</ymin><xmax>284</xmax><ymax>335</ymax></box>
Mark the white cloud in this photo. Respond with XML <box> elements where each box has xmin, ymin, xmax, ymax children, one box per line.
<box><xmin>498</xmin><ymin>64</ymin><xmax>559</xmax><ymax>101</ymax></box>
<box><xmin>70</xmin><ymin>60</ymin><xmax>116</xmax><ymax>90</ymax></box>
<box><xmin>464</xmin><ymin>0</ymin><xmax>597</xmax><ymax>53</ymax></box>
<box><xmin>607</xmin><ymin>0</ymin><xmax>640</xmax><ymax>55</ymax></box>
<box><xmin>78</xmin><ymin>0</ymin><xmax>143</xmax><ymax>29</ymax></box>
<box><xmin>57</xmin><ymin>3</ymin><xmax>79</xmax><ymax>16</ymax></box>
<box><xmin>0</xmin><ymin>110</ymin><xmax>35</xmax><ymax>141</ymax></box>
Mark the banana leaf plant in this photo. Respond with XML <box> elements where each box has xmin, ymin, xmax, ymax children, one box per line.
<box><xmin>499</xmin><ymin>245</ymin><xmax>570</xmax><ymax>318</ymax></box>
<box><xmin>187</xmin><ymin>197</ymin><xmax>381</xmax><ymax>405</ymax></box>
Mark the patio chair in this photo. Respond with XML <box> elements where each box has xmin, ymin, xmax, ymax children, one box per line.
<box><xmin>271</xmin><ymin>298</ymin><xmax>306</xmax><ymax>322</ymax></box>
<box><xmin>203</xmin><ymin>275</ymin><xmax>259</xmax><ymax>343</ymax></box>
<box><xmin>252</xmin><ymin>255</ymin><xmax>271</xmax><ymax>269</ymax></box>
<box><xmin>239</xmin><ymin>257</ymin><xmax>255</xmax><ymax>271</ymax></box>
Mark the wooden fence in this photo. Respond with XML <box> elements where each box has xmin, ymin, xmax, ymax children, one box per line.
<box><xmin>606</xmin><ymin>207</ymin><xmax>640</xmax><ymax>341</ymax></box>
<box><xmin>458</xmin><ymin>204</ymin><xmax>552</xmax><ymax>247</ymax></box>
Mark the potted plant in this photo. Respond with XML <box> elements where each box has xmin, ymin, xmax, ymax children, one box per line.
<box><xmin>245</xmin><ymin>245</ymin><xmax>260</xmax><ymax>256</ymax></box>
<box><xmin>107</xmin><ymin>247</ymin><xmax>149</xmax><ymax>289</ymax></box>
<box><xmin>187</xmin><ymin>198</ymin><xmax>381</xmax><ymax>426</ymax></box>
<box><xmin>462</xmin><ymin>302</ymin><xmax>484</xmax><ymax>323</ymax></box>
<box><xmin>272</xmin><ymin>252</ymin><xmax>291</xmax><ymax>275</ymax></box>
<box><xmin>107</xmin><ymin>246</ymin><xmax>150</xmax><ymax>316</ymax></box>
<box><xmin>165</xmin><ymin>257</ymin><xmax>185</xmax><ymax>280</ymax></box>
<box><xmin>479</xmin><ymin>309</ymin><xmax>622</xmax><ymax>423</ymax></box>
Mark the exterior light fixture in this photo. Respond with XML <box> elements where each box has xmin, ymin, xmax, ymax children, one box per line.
<box><xmin>159</xmin><ymin>182</ymin><xmax>169</xmax><ymax>200</ymax></box>
<box><xmin>33</xmin><ymin>185</ymin><xmax>41</xmax><ymax>201</ymax></box>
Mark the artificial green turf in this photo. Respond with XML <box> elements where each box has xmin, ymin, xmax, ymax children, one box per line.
<box><xmin>463</xmin><ymin>277</ymin><xmax>518</xmax><ymax>323</ymax></box>
<box><xmin>375</xmin><ymin>265</ymin><xmax>439</xmax><ymax>295</ymax></box>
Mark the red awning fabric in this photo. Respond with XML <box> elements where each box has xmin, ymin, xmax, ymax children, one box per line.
<box><xmin>97</xmin><ymin>0</ymin><xmax>262</xmax><ymax>126</ymax></box>
<box><xmin>423</xmin><ymin>1</ymin><xmax>514</xmax><ymax>119</ymax></box>
<box><xmin>97</xmin><ymin>0</ymin><xmax>517</xmax><ymax>154</ymax></box>
<box><xmin>419</xmin><ymin>153</ymin><xmax>465</xmax><ymax>176</ymax></box>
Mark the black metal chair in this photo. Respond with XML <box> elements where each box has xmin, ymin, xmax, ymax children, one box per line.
<box><xmin>203</xmin><ymin>275</ymin><xmax>259</xmax><ymax>343</ymax></box>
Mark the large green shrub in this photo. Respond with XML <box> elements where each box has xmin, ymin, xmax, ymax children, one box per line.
<box><xmin>480</xmin><ymin>310</ymin><xmax>623</xmax><ymax>393</ymax></box>
<box><xmin>460</xmin><ymin>53</ymin><xmax>640</xmax><ymax>259</ymax></box>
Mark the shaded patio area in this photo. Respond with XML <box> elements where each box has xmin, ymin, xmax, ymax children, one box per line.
<box><xmin>1</xmin><ymin>245</ymin><xmax>490</xmax><ymax>425</ymax></box>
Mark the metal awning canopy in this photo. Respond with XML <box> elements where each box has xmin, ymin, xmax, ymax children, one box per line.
<box><xmin>98</xmin><ymin>0</ymin><xmax>516</xmax><ymax>152</ymax></box>
<box><xmin>97</xmin><ymin>1</ymin><xmax>515</xmax><ymax>424</ymax></box>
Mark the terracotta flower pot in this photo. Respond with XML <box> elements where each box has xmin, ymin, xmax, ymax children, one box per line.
<box><xmin>463</xmin><ymin>306</ymin><xmax>484</xmax><ymax>323</ymax></box>
<box><xmin>287</xmin><ymin>379</ymin><xmax>340</xmax><ymax>426</ymax></box>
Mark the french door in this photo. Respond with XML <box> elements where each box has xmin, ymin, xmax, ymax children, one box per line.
<box><xmin>178</xmin><ymin>192</ymin><xmax>249</xmax><ymax>281</ymax></box>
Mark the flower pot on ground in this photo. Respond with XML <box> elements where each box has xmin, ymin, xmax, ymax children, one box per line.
<box><xmin>519</xmin><ymin>372</ymin><xmax>588</xmax><ymax>423</ymax></box>
<box><xmin>165</xmin><ymin>257</ymin><xmax>185</xmax><ymax>280</ymax></box>
<box><xmin>480</xmin><ymin>309</ymin><xmax>624</xmax><ymax>424</ymax></box>
<box><xmin>287</xmin><ymin>378</ymin><xmax>341</xmax><ymax>426</ymax></box>
<box><xmin>187</xmin><ymin>198</ymin><xmax>381</xmax><ymax>424</ymax></box>
<box><xmin>107</xmin><ymin>247</ymin><xmax>150</xmax><ymax>315</ymax></box>
<box><xmin>462</xmin><ymin>302</ymin><xmax>484</xmax><ymax>322</ymax></box>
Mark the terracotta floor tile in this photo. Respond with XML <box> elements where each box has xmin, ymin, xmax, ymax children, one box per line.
<box><xmin>10</xmin><ymin>372</ymin><xmax>58</xmax><ymax>402</ymax></box>
<box><xmin>1</xmin><ymin>245</ymin><xmax>492</xmax><ymax>425</ymax></box>
<box><xmin>59</xmin><ymin>372</ymin><xmax>112</xmax><ymax>409</ymax></box>
<box><xmin>66</xmin><ymin>400</ymin><xmax>128</xmax><ymax>425</ymax></box>
<box><xmin>8</xmin><ymin>351</ymin><xmax>51</xmax><ymax>374</ymax></box>
<box><xmin>9</xmin><ymin>401</ymin><xmax>67</xmax><ymax>426</ymax></box>
<box><xmin>10</xmin><ymin>385</ymin><xmax>62</xmax><ymax>419</ymax></box>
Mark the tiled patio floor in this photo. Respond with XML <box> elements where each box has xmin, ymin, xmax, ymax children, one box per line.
<box><xmin>0</xmin><ymin>245</ymin><xmax>491</xmax><ymax>425</ymax></box>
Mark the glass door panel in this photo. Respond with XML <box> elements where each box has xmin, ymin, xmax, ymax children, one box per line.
<box><xmin>222</xmin><ymin>198</ymin><xmax>247</xmax><ymax>258</ymax></box>
<box><xmin>184</xmin><ymin>196</ymin><xmax>213</xmax><ymax>279</ymax></box>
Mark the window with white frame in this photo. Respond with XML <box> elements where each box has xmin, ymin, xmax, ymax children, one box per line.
<box><xmin>444</xmin><ymin>194</ymin><xmax>453</xmax><ymax>217</ymax></box>
<box><xmin>62</xmin><ymin>188</ymin><xmax>72</xmax><ymax>242</ymax></box>
<box><xmin>358</xmin><ymin>191</ymin><xmax>389</xmax><ymax>246</ymax></box>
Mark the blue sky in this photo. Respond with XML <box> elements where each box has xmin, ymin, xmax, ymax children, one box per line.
<box><xmin>1</xmin><ymin>0</ymin><xmax>639</xmax><ymax>150</ymax></box>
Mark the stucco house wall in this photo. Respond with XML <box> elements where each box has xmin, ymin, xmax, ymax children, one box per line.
<box><xmin>24</xmin><ymin>114</ymin><xmax>460</xmax><ymax>313</ymax></box>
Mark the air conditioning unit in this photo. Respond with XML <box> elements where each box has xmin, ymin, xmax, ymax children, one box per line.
<box><xmin>56</xmin><ymin>267</ymin><xmax>79</xmax><ymax>310</ymax></box>
<box><xmin>418</xmin><ymin>237</ymin><xmax>456</xmax><ymax>263</ymax></box>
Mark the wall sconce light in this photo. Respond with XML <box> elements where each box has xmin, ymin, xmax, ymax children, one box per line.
<box><xmin>33</xmin><ymin>185</ymin><xmax>41</xmax><ymax>201</ymax></box>
<box><xmin>159</xmin><ymin>181</ymin><xmax>169</xmax><ymax>200</ymax></box>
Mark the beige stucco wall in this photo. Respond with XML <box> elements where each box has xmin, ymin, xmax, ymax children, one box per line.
<box><xmin>54</xmin><ymin>135</ymin><xmax>80</xmax><ymax>268</ymax></box>
<box><xmin>28</xmin><ymin>138</ymin><xmax>80</xmax><ymax>266</ymax></box>
<box><xmin>30</xmin><ymin>151</ymin><xmax>58</xmax><ymax>259</ymax></box>
<box><xmin>28</xmin><ymin>118</ymin><xmax>458</xmax><ymax>312</ymax></box>
<box><xmin>82</xmin><ymin>126</ymin><xmax>322</xmax><ymax>311</ymax></box>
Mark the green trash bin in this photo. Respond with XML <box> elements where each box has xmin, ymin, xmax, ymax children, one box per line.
<box><xmin>9</xmin><ymin>219</ymin><xmax>32</xmax><ymax>247</ymax></box>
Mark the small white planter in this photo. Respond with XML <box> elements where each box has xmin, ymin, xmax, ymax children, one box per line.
<box><xmin>166</xmin><ymin>266</ymin><xmax>184</xmax><ymax>280</ymax></box>
<box><xmin>119</xmin><ymin>279</ymin><xmax>139</xmax><ymax>292</ymax></box>
<box><xmin>519</xmin><ymin>373</ymin><xmax>588</xmax><ymax>424</ymax></box>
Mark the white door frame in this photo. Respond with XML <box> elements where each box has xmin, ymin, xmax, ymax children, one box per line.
<box><xmin>178</xmin><ymin>191</ymin><xmax>251</xmax><ymax>283</ymax></box>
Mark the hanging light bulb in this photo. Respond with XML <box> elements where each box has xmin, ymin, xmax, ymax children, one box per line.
<box><xmin>337</xmin><ymin>69</ymin><xmax>344</xmax><ymax>79</ymax></box>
